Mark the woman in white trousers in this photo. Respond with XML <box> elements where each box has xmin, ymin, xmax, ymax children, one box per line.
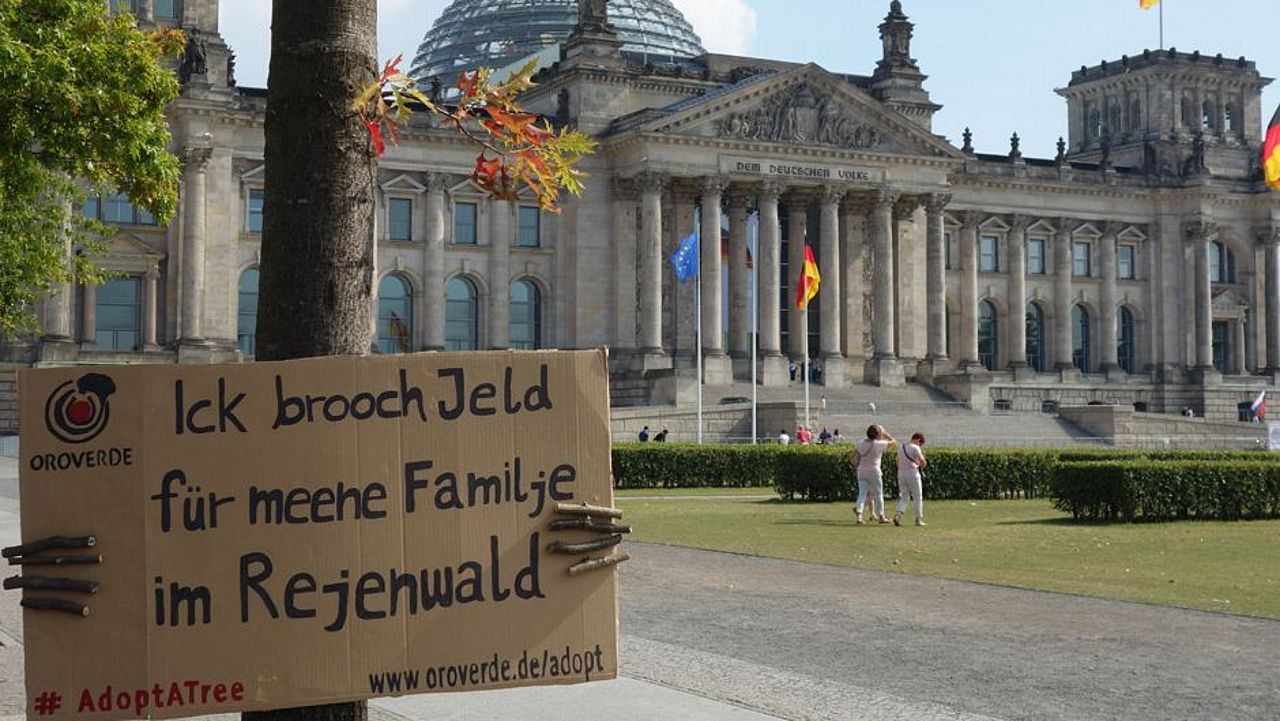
<box><xmin>851</xmin><ymin>424</ymin><xmax>895</xmax><ymax>524</ymax></box>
<box><xmin>894</xmin><ymin>432</ymin><xmax>928</xmax><ymax>527</ymax></box>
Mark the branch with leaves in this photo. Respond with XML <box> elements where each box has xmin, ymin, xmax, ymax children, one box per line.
<box><xmin>353</xmin><ymin>56</ymin><xmax>596</xmax><ymax>212</ymax></box>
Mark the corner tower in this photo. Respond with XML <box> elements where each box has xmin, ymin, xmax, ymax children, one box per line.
<box><xmin>1058</xmin><ymin>49</ymin><xmax>1272</xmax><ymax>179</ymax></box>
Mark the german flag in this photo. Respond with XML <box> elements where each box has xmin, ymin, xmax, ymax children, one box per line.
<box><xmin>1139</xmin><ymin>0</ymin><xmax>1159</xmax><ymax>9</ymax></box>
<box><xmin>795</xmin><ymin>244</ymin><xmax>820</xmax><ymax>311</ymax></box>
<box><xmin>1265</xmin><ymin>104</ymin><xmax>1280</xmax><ymax>191</ymax></box>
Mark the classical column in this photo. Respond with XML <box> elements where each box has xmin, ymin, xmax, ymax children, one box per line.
<box><xmin>1007</xmin><ymin>214</ymin><xmax>1029</xmax><ymax>372</ymax></box>
<box><xmin>870</xmin><ymin>187</ymin><xmax>898</xmax><ymax>359</ymax></box>
<box><xmin>142</xmin><ymin>268</ymin><xmax>160</xmax><ymax>351</ymax></box>
<box><xmin>757</xmin><ymin>182</ymin><xmax>783</xmax><ymax>358</ymax></box>
<box><xmin>488</xmin><ymin>198</ymin><xmax>513</xmax><ymax>349</ymax></box>
<box><xmin>840</xmin><ymin>196</ymin><xmax>867</xmax><ymax>361</ymax></box>
<box><xmin>924</xmin><ymin>194</ymin><xmax>950</xmax><ymax>361</ymax></box>
<box><xmin>1099</xmin><ymin>222</ymin><xmax>1122</xmax><ymax>377</ymax></box>
<box><xmin>699</xmin><ymin>176</ymin><xmax>727</xmax><ymax>356</ymax></box>
<box><xmin>42</xmin><ymin>201</ymin><xmax>74</xmax><ymax>344</ymax></box>
<box><xmin>818</xmin><ymin>185</ymin><xmax>843</xmax><ymax>359</ymax></box>
<box><xmin>423</xmin><ymin>173</ymin><xmax>447</xmax><ymax>351</ymax></box>
<box><xmin>180</xmin><ymin>146</ymin><xmax>212</xmax><ymax>344</ymax></box>
<box><xmin>727</xmin><ymin>189</ymin><xmax>751</xmax><ymax>360</ymax></box>
<box><xmin>1263</xmin><ymin>228</ymin><xmax>1280</xmax><ymax>375</ymax></box>
<box><xmin>786</xmin><ymin>194</ymin><xmax>809</xmax><ymax>361</ymax></box>
<box><xmin>611</xmin><ymin>178</ymin><xmax>639</xmax><ymax>351</ymax></box>
<box><xmin>637</xmin><ymin>172</ymin><xmax>667</xmax><ymax>354</ymax></box>
<box><xmin>958</xmin><ymin>211</ymin><xmax>981</xmax><ymax>367</ymax></box>
<box><xmin>1186</xmin><ymin>218</ymin><xmax>1217</xmax><ymax>373</ymax></box>
<box><xmin>1233</xmin><ymin>317</ymin><xmax>1246</xmax><ymax>375</ymax></box>
<box><xmin>79</xmin><ymin>281</ymin><xmax>97</xmax><ymax>346</ymax></box>
<box><xmin>1053</xmin><ymin>218</ymin><xmax>1076</xmax><ymax>371</ymax></box>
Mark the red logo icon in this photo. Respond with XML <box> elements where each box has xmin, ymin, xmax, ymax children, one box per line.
<box><xmin>44</xmin><ymin>373</ymin><xmax>116</xmax><ymax>444</ymax></box>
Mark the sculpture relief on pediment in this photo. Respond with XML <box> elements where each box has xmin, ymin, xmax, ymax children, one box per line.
<box><xmin>714</xmin><ymin>81</ymin><xmax>883</xmax><ymax>150</ymax></box>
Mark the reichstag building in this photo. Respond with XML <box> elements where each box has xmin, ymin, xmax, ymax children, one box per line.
<box><xmin>7</xmin><ymin>0</ymin><xmax>1280</xmax><ymax>420</ymax></box>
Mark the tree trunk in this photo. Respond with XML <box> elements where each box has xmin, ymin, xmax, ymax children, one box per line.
<box><xmin>255</xmin><ymin>0</ymin><xmax>378</xmax><ymax>363</ymax></box>
<box><xmin>247</xmin><ymin>1</ymin><xmax>376</xmax><ymax>719</ymax></box>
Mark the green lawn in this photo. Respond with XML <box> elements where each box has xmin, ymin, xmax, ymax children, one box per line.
<box><xmin>616</xmin><ymin>494</ymin><xmax>1280</xmax><ymax>619</ymax></box>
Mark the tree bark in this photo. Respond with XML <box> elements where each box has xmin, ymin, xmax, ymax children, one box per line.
<box><xmin>247</xmin><ymin>1</ymin><xmax>376</xmax><ymax>719</ymax></box>
<box><xmin>256</xmin><ymin>0</ymin><xmax>378</xmax><ymax>363</ymax></box>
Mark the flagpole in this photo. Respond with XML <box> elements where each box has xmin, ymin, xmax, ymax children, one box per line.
<box><xmin>803</xmin><ymin>309</ymin><xmax>810</xmax><ymax>432</ymax></box>
<box><xmin>1159</xmin><ymin>1</ymin><xmax>1164</xmax><ymax>50</ymax></box>
<box><xmin>696</xmin><ymin>229</ymin><xmax>704</xmax><ymax>445</ymax></box>
<box><xmin>750</xmin><ymin>214</ymin><xmax>759</xmax><ymax>445</ymax></box>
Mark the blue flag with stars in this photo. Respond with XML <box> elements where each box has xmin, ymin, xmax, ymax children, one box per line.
<box><xmin>670</xmin><ymin>230</ymin><xmax>699</xmax><ymax>284</ymax></box>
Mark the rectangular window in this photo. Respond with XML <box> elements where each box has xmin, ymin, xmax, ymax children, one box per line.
<box><xmin>152</xmin><ymin>0</ymin><xmax>180</xmax><ymax>19</ymax></box>
<box><xmin>1026</xmin><ymin>238</ymin><xmax>1045</xmax><ymax>274</ymax></box>
<box><xmin>247</xmin><ymin>189</ymin><xmax>264</xmax><ymax>234</ymax></box>
<box><xmin>1118</xmin><ymin>245</ymin><xmax>1136</xmax><ymax>280</ymax></box>
<box><xmin>1073</xmin><ymin>241</ymin><xmax>1091</xmax><ymax>277</ymax></box>
<box><xmin>944</xmin><ymin>231</ymin><xmax>954</xmax><ymax>270</ymax></box>
<box><xmin>517</xmin><ymin>206</ymin><xmax>541</xmax><ymax>248</ymax></box>
<box><xmin>95</xmin><ymin>277</ymin><xmax>141</xmax><ymax>351</ymax></box>
<box><xmin>82</xmin><ymin>196</ymin><xmax>101</xmax><ymax>220</ymax></box>
<box><xmin>1209</xmin><ymin>244</ymin><xmax>1223</xmax><ymax>284</ymax></box>
<box><xmin>388</xmin><ymin>198</ymin><xmax>413</xmax><ymax>241</ymax></box>
<box><xmin>979</xmin><ymin>235</ymin><xmax>999</xmax><ymax>272</ymax></box>
<box><xmin>109</xmin><ymin>0</ymin><xmax>134</xmax><ymax>13</ymax></box>
<box><xmin>454</xmin><ymin>202</ymin><xmax>478</xmax><ymax>245</ymax></box>
<box><xmin>103</xmin><ymin>193</ymin><xmax>134</xmax><ymax>224</ymax></box>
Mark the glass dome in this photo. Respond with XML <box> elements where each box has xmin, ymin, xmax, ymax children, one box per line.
<box><xmin>411</xmin><ymin>0</ymin><xmax>705</xmax><ymax>84</ymax></box>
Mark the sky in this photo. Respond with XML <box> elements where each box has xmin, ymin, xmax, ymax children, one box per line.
<box><xmin>218</xmin><ymin>0</ymin><xmax>1280</xmax><ymax>157</ymax></box>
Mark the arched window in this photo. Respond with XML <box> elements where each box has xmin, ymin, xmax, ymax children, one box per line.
<box><xmin>1109</xmin><ymin>104</ymin><xmax>1122</xmax><ymax>137</ymax></box>
<box><xmin>977</xmin><ymin>300</ymin><xmax>998</xmax><ymax>371</ymax></box>
<box><xmin>95</xmin><ymin>277</ymin><xmax>141</xmax><ymax>350</ymax></box>
<box><xmin>1181</xmin><ymin>96</ymin><xmax>1194</xmax><ymax>127</ymax></box>
<box><xmin>445</xmin><ymin>277</ymin><xmax>479</xmax><ymax>351</ymax></box>
<box><xmin>376</xmin><ymin>275</ymin><xmax>413</xmax><ymax>354</ymax></box>
<box><xmin>1072</xmin><ymin>304</ymin><xmax>1091</xmax><ymax>372</ymax></box>
<box><xmin>237</xmin><ymin>268</ymin><xmax>259</xmax><ymax>357</ymax></box>
<box><xmin>1026</xmin><ymin>303</ymin><xmax>1046</xmax><ymax>372</ymax></box>
<box><xmin>1118</xmin><ymin>307</ymin><xmax>1136</xmax><ymax>374</ymax></box>
<box><xmin>1225</xmin><ymin>103</ymin><xmax>1236</xmax><ymax>133</ymax></box>
<box><xmin>1129</xmin><ymin>97</ymin><xmax>1141</xmax><ymax>133</ymax></box>
<box><xmin>1201</xmin><ymin>101</ymin><xmax>1213</xmax><ymax>130</ymax></box>
<box><xmin>1210</xmin><ymin>241</ymin><xmax>1236</xmax><ymax>284</ymax></box>
<box><xmin>1089</xmin><ymin>109</ymin><xmax>1103</xmax><ymax>143</ymax></box>
<box><xmin>510</xmin><ymin>279</ymin><xmax>542</xmax><ymax>350</ymax></box>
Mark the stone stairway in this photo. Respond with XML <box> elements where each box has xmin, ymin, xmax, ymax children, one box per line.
<box><xmin>682</xmin><ymin>381</ymin><xmax>1099</xmax><ymax>447</ymax></box>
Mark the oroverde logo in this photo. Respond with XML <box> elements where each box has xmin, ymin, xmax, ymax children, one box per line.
<box><xmin>44</xmin><ymin>373</ymin><xmax>117</xmax><ymax>444</ymax></box>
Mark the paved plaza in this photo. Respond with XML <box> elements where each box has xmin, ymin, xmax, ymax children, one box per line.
<box><xmin>0</xmin><ymin>456</ymin><xmax>1276</xmax><ymax>720</ymax></box>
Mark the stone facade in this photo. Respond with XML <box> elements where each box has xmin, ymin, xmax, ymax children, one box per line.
<box><xmin>4</xmin><ymin>1</ymin><xmax>1280</xmax><ymax>424</ymax></box>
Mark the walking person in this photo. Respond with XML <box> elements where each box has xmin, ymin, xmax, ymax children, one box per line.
<box><xmin>894</xmin><ymin>432</ymin><xmax>928</xmax><ymax>527</ymax></box>
<box><xmin>850</xmin><ymin>424</ymin><xmax>895</xmax><ymax>524</ymax></box>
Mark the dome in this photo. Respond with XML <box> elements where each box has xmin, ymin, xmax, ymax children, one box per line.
<box><xmin>411</xmin><ymin>0</ymin><xmax>705</xmax><ymax>84</ymax></box>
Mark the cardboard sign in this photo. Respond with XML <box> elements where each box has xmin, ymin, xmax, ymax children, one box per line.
<box><xmin>16</xmin><ymin>351</ymin><xmax>618</xmax><ymax>720</ymax></box>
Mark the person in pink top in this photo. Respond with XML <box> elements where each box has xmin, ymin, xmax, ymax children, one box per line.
<box><xmin>894</xmin><ymin>432</ymin><xmax>928</xmax><ymax>527</ymax></box>
<box><xmin>850</xmin><ymin>424</ymin><xmax>895</xmax><ymax>524</ymax></box>
<box><xmin>796</xmin><ymin>425</ymin><xmax>812</xmax><ymax>445</ymax></box>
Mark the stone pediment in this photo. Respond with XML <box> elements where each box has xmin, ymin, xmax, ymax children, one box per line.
<box><xmin>633</xmin><ymin>65</ymin><xmax>963</xmax><ymax>160</ymax></box>
<box><xmin>108</xmin><ymin>232</ymin><xmax>165</xmax><ymax>259</ymax></box>
<box><xmin>1212</xmin><ymin>288</ymin><xmax>1249</xmax><ymax>310</ymax></box>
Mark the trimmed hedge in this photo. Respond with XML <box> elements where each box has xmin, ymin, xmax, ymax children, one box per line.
<box><xmin>612</xmin><ymin>444</ymin><xmax>1279</xmax><ymax>521</ymax></box>
<box><xmin>612</xmin><ymin>444</ymin><xmax>1062</xmax><ymax>501</ymax></box>
<box><xmin>1051</xmin><ymin>460</ymin><xmax>1280</xmax><ymax>522</ymax></box>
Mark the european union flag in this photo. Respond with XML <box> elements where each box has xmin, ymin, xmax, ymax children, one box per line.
<box><xmin>670</xmin><ymin>230</ymin><xmax>699</xmax><ymax>284</ymax></box>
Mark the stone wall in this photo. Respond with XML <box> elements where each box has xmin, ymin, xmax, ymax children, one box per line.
<box><xmin>611</xmin><ymin>401</ymin><xmax>797</xmax><ymax>444</ymax></box>
<box><xmin>0</xmin><ymin>367</ymin><xmax>16</xmax><ymax>436</ymax></box>
<box><xmin>1059</xmin><ymin>404</ymin><xmax>1268</xmax><ymax>451</ymax></box>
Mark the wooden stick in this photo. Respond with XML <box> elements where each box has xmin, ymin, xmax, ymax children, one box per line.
<box><xmin>2</xmin><ymin>536</ymin><xmax>95</xmax><ymax>559</ymax></box>
<box><xmin>555</xmin><ymin>503</ymin><xmax>623</xmax><ymax>519</ymax></box>
<box><xmin>4</xmin><ymin>576</ymin><xmax>99</xmax><ymax>594</ymax></box>
<box><xmin>8</xmin><ymin>555</ymin><xmax>102</xmax><ymax>567</ymax></box>
<box><xmin>21</xmin><ymin>598</ymin><xmax>90</xmax><ymax>617</ymax></box>
<box><xmin>569</xmin><ymin>552</ymin><xmax>631</xmax><ymax>577</ymax></box>
<box><xmin>548</xmin><ymin>518</ymin><xmax>632</xmax><ymax>534</ymax></box>
<box><xmin>548</xmin><ymin>535</ymin><xmax>622</xmax><ymax>555</ymax></box>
